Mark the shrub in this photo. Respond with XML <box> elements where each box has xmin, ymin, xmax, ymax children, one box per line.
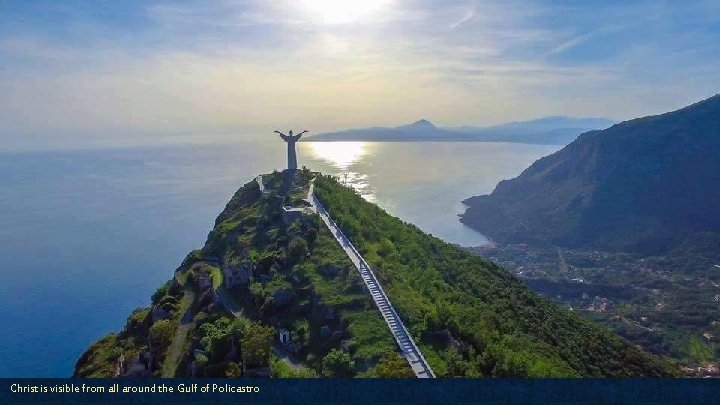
<box><xmin>288</xmin><ymin>237</ymin><xmax>308</xmax><ymax>264</ymax></box>
<box><xmin>305</xmin><ymin>228</ymin><xmax>318</xmax><ymax>247</ymax></box>
<box><xmin>242</xmin><ymin>322</ymin><xmax>275</xmax><ymax>368</ymax></box>
<box><xmin>149</xmin><ymin>319</ymin><xmax>176</xmax><ymax>354</ymax></box>
<box><xmin>151</xmin><ymin>282</ymin><xmax>171</xmax><ymax>304</ymax></box>
<box><xmin>321</xmin><ymin>349</ymin><xmax>355</xmax><ymax>377</ymax></box>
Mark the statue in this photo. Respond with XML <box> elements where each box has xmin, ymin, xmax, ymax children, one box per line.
<box><xmin>274</xmin><ymin>129</ymin><xmax>307</xmax><ymax>171</ymax></box>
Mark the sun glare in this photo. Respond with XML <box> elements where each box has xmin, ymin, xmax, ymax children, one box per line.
<box><xmin>306</xmin><ymin>141</ymin><xmax>369</xmax><ymax>170</ymax></box>
<box><xmin>299</xmin><ymin>0</ymin><xmax>390</xmax><ymax>24</ymax></box>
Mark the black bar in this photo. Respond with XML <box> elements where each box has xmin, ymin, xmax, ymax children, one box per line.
<box><xmin>1</xmin><ymin>378</ymin><xmax>719</xmax><ymax>404</ymax></box>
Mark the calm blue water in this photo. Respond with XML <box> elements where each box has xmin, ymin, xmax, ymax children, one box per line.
<box><xmin>0</xmin><ymin>137</ymin><xmax>559</xmax><ymax>376</ymax></box>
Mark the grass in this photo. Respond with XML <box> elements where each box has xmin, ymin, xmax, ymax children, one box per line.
<box><xmin>686</xmin><ymin>337</ymin><xmax>714</xmax><ymax>362</ymax></box>
<box><xmin>209</xmin><ymin>265</ymin><xmax>224</xmax><ymax>289</ymax></box>
<box><xmin>74</xmin><ymin>333</ymin><xmax>119</xmax><ymax>377</ymax></box>
<box><xmin>161</xmin><ymin>284</ymin><xmax>197</xmax><ymax>377</ymax></box>
<box><xmin>77</xmin><ymin>171</ymin><xmax>426</xmax><ymax>377</ymax></box>
<box><xmin>161</xmin><ymin>322</ymin><xmax>195</xmax><ymax>377</ymax></box>
<box><xmin>342</xmin><ymin>310</ymin><xmax>396</xmax><ymax>363</ymax></box>
<box><xmin>175</xmin><ymin>269</ymin><xmax>189</xmax><ymax>286</ymax></box>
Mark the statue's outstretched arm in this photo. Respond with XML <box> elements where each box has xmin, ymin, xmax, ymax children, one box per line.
<box><xmin>274</xmin><ymin>130</ymin><xmax>289</xmax><ymax>141</ymax></box>
<box><xmin>296</xmin><ymin>130</ymin><xmax>308</xmax><ymax>140</ymax></box>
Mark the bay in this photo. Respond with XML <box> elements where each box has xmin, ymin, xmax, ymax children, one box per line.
<box><xmin>0</xmin><ymin>136</ymin><xmax>559</xmax><ymax>376</ymax></box>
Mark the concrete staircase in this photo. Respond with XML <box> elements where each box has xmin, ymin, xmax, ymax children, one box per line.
<box><xmin>308</xmin><ymin>188</ymin><xmax>436</xmax><ymax>378</ymax></box>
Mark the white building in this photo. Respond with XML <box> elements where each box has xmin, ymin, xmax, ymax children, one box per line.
<box><xmin>279</xmin><ymin>329</ymin><xmax>291</xmax><ymax>345</ymax></box>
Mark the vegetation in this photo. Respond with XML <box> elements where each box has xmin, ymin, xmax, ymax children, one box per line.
<box><xmin>460</xmin><ymin>94</ymin><xmax>720</xmax><ymax>261</ymax></box>
<box><xmin>149</xmin><ymin>319</ymin><xmax>176</xmax><ymax>357</ymax></box>
<box><xmin>321</xmin><ymin>349</ymin><xmax>355</xmax><ymax>377</ymax></box>
<box><xmin>457</xmin><ymin>96</ymin><xmax>720</xmax><ymax>373</ymax></box>
<box><xmin>474</xmin><ymin>243</ymin><xmax>719</xmax><ymax>369</ymax></box>
<box><xmin>74</xmin><ymin>307</ymin><xmax>153</xmax><ymax>377</ymax></box>
<box><xmin>314</xmin><ymin>174</ymin><xmax>677</xmax><ymax>377</ymax></box>
<box><xmin>76</xmin><ymin>169</ymin><xmax>677</xmax><ymax>378</ymax></box>
<box><xmin>75</xmin><ymin>169</ymin><xmax>401</xmax><ymax>377</ymax></box>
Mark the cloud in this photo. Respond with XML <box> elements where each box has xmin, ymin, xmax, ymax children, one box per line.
<box><xmin>450</xmin><ymin>3</ymin><xmax>477</xmax><ymax>29</ymax></box>
<box><xmin>0</xmin><ymin>0</ymin><xmax>719</xmax><ymax>150</ymax></box>
<box><xmin>546</xmin><ymin>30</ymin><xmax>603</xmax><ymax>56</ymax></box>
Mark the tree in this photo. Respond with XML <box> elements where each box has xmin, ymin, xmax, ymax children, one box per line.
<box><xmin>199</xmin><ymin>318</ymin><xmax>234</xmax><ymax>362</ymax></box>
<box><xmin>292</xmin><ymin>319</ymin><xmax>310</xmax><ymax>349</ymax></box>
<box><xmin>321</xmin><ymin>349</ymin><xmax>355</xmax><ymax>377</ymax></box>
<box><xmin>225</xmin><ymin>362</ymin><xmax>242</xmax><ymax>377</ymax></box>
<box><xmin>242</xmin><ymin>322</ymin><xmax>275</xmax><ymax>368</ymax></box>
<box><xmin>249</xmin><ymin>282</ymin><xmax>265</xmax><ymax>306</ymax></box>
<box><xmin>372</xmin><ymin>351</ymin><xmax>415</xmax><ymax>377</ymax></box>
<box><xmin>230</xmin><ymin>317</ymin><xmax>251</xmax><ymax>338</ymax></box>
<box><xmin>151</xmin><ymin>281</ymin><xmax>171</xmax><ymax>304</ymax></box>
<box><xmin>149</xmin><ymin>319</ymin><xmax>176</xmax><ymax>354</ymax></box>
<box><xmin>194</xmin><ymin>352</ymin><xmax>209</xmax><ymax>368</ymax></box>
<box><xmin>124</xmin><ymin>308</ymin><xmax>150</xmax><ymax>335</ymax></box>
<box><xmin>378</xmin><ymin>238</ymin><xmax>396</xmax><ymax>256</ymax></box>
<box><xmin>159</xmin><ymin>295</ymin><xmax>179</xmax><ymax>312</ymax></box>
<box><xmin>288</xmin><ymin>237</ymin><xmax>308</xmax><ymax>264</ymax></box>
<box><xmin>305</xmin><ymin>227</ymin><xmax>318</xmax><ymax>247</ymax></box>
<box><xmin>256</xmin><ymin>254</ymin><xmax>276</xmax><ymax>274</ymax></box>
<box><xmin>160</xmin><ymin>301</ymin><xmax>178</xmax><ymax>313</ymax></box>
<box><xmin>288</xmin><ymin>219</ymin><xmax>301</xmax><ymax>234</ymax></box>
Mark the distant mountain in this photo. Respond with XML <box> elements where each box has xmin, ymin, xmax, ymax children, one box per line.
<box><xmin>307</xmin><ymin>116</ymin><xmax>614</xmax><ymax>145</ymax></box>
<box><xmin>459</xmin><ymin>95</ymin><xmax>720</xmax><ymax>258</ymax></box>
<box><xmin>452</xmin><ymin>116</ymin><xmax>614</xmax><ymax>133</ymax></box>
<box><xmin>397</xmin><ymin>118</ymin><xmax>436</xmax><ymax>130</ymax></box>
<box><xmin>449</xmin><ymin>117</ymin><xmax>615</xmax><ymax>145</ymax></box>
<box><xmin>307</xmin><ymin>119</ymin><xmax>461</xmax><ymax>142</ymax></box>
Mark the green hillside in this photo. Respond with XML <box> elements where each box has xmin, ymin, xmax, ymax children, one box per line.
<box><xmin>314</xmin><ymin>175</ymin><xmax>675</xmax><ymax>377</ymax></box>
<box><xmin>75</xmin><ymin>170</ymin><xmax>410</xmax><ymax>378</ymax></box>
<box><xmin>75</xmin><ymin>169</ymin><xmax>676</xmax><ymax>378</ymax></box>
<box><xmin>460</xmin><ymin>94</ymin><xmax>720</xmax><ymax>259</ymax></box>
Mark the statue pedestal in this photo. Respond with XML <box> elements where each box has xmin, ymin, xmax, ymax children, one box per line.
<box><xmin>279</xmin><ymin>169</ymin><xmax>297</xmax><ymax>195</ymax></box>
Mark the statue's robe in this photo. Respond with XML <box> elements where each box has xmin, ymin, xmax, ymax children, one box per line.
<box><xmin>280</xmin><ymin>134</ymin><xmax>303</xmax><ymax>170</ymax></box>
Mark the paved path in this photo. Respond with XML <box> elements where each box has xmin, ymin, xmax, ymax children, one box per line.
<box><xmin>271</xmin><ymin>343</ymin><xmax>303</xmax><ymax>371</ymax></box>
<box><xmin>306</xmin><ymin>182</ymin><xmax>435</xmax><ymax>378</ymax></box>
<box><xmin>218</xmin><ymin>283</ymin><xmax>312</xmax><ymax>374</ymax></box>
<box><xmin>161</xmin><ymin>283</ymin><xmax>196</xmax><ymax>377</ymax></box>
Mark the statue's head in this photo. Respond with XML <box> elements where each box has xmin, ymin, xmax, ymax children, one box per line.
<box><xmin>289</xmin><ymin>130</ymin><xmax>293</xmax><ymax>136</ymax></box>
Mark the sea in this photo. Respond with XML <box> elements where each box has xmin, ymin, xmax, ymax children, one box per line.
<box><xmin>0</xmin><ymin>135</ymin><xmax>560</xmax><ymax>376</ymax></box>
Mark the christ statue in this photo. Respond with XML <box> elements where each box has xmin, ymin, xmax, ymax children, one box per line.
<box><xmin>274</xmin><ymin>129</ymin><xmax>307</xmax><ymax>171</ymax></box>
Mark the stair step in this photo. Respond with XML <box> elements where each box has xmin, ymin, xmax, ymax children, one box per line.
<box><xmin>314</xmin><ymin>197</ymin><xmax>434</xmax><ymax>379</ymax></box>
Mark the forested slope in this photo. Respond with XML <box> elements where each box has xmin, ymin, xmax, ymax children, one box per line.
<box><xmin>315</xmin><ymin>175</ymin><xmax>676</xmax><ymax>377</ymax></box>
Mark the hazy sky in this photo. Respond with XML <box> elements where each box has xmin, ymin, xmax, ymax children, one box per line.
<box><xmin>1</xmin><ymin>0</ymin><xmax>719</xmax><ymax>149</ymax></box>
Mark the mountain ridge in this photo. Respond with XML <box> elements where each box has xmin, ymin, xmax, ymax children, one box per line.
<box><xmin>74</xmin><ymin>170</ymin><xmax>676</xmax><ymax>378</ymax></box>
<box><xmin>307</xmin><ymin>116</ymin><xmax>614</xmax><ymax>145</ymax></box>
<box><xmin>459</xmin><ymin>94</ymin><xmax>720</xmax><ymax>257</ymax></box>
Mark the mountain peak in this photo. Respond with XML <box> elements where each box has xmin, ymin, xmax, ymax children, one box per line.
<box><xmin>460</xmin><ymin>94</ymin><xmax>720</xmax><ymax>256</ymax></box>
<box><xmin>404</xmin><ymin>119</ymin><xmax>436</xmax><ymax>129</ymax></box>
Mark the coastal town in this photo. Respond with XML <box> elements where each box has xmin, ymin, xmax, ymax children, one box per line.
<box><xmin>469</xmin><ymin>243</ymin><xmax>720</xmax><ymax>378</ymax></box>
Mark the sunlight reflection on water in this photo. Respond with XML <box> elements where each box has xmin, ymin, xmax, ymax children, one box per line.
<box><xmin>307</xmin><ymin>141</ymin><xmax>369</xmax><ymax>169</ymax></box>
<box><xmin>306</xmin><ymin>141</ymin><xmax>375</xmax><ymax>201</ymax></box>
<box><xmin>0</xmin><ymin>139</ymin><xmax>559</xmax><ymax>377</ymax></box>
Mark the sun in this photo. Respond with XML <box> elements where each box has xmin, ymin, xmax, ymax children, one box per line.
<box><xmin>299</xmin><ymin>0</ymin><xmax>391</xmax><ymax>25</ymax></box>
